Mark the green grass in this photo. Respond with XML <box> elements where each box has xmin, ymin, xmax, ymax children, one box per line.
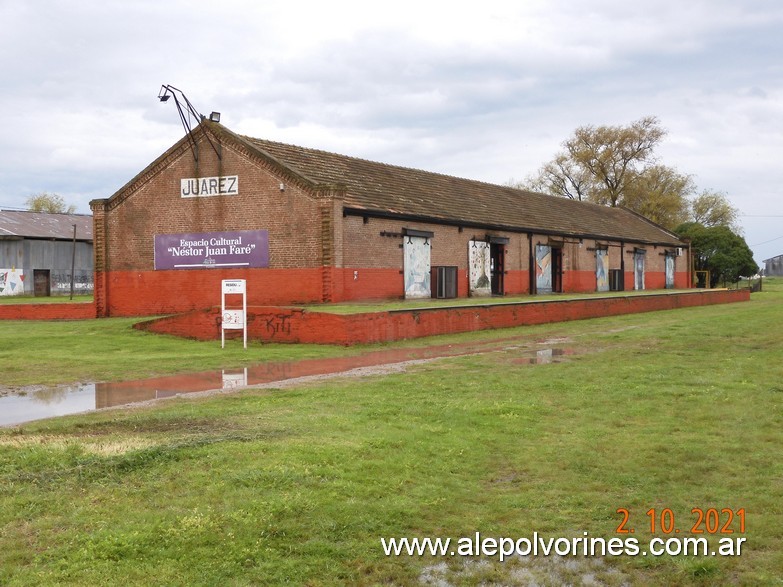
<box><xmin>0</xmin><ymin>288</ymin><xmax>730</xmax><ymax>389</ymax></box>
<box><xmin>0</xmin><ymin>317</ymin><xmax>357</xmax><ymax>388</ymax></box>
<box><xmin>0</xmin><ymin>279</ymin><xmax>781</xmax><ymax>585</ymax></box>
<box><xmin>0</xmin><ymin>294</ymin><xmax>93</xmax><ymax>305</ymax></box>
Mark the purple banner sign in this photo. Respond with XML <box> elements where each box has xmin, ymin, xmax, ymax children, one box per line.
<box><xmin>154</xmin><ymin>230</ymin><xmax>269</xmax><ymax>270</ymax></box>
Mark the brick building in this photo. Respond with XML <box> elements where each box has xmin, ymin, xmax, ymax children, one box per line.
<box><xmin>90</xmin><ymin>121</ymin><xmax>690</xmax><ymax>317</ymax></box>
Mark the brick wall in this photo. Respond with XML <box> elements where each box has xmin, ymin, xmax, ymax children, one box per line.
<box><xmin>92</xmin><ymin>130</ymin><xmax>328</xmax><ymax>316</ymax></box>
<box><xmin>100</xmin><ymin>268</ymin><xmax>323</xmax><ymax>317</ymax></box>
<box><xmin>524</xmin><ymin>236</ymin><xmax>688</xmax><ymax>294</ymax></box>
<box><xmin>340</xmin><ymin>216</ymin><xmax>532</xmax><ymax>299</ymax></box>
<box><xmin>136</xmin><ymin>289</ymin><xmax>749</xmax><ymax>344</ymax></box>
<box><xmin>0</xmin><ymin>303</ymin><xmax>96</xmax><ymax>320</ymax></box>
<box><xmin>102</xmin><ymin>140</ymin><xmax>324</xmax><ymax>271</ymax></box>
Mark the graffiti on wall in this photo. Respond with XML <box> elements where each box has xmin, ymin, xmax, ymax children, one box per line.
<box><xmin>596</xmin><ymin>249</ymin><xmax>609</xmax><ymax>292</ymax></box>
<box><xmin>468</xmin><ymin>241</ymin><xmax>491</xmax><ymax>296</ymax></box>
<box><xmin>52</xmin><ymin>272</ymin><xmax>94</xmax><ymax>293</ymax></box>
<box><xmin>0</xmin><ymin>268</ymin><xmax>24</xmax><ymax>296</ymax></box>
<box><xmin>263</xmin><ymin>313</ymin><xmax>292</xmax><ymax>336</ymax></box>
<box><xmin>403</xmin><ymin>236</ymin><xmax>431</xmax><ymax>299</ymax></box>
<box><xmin>536</xmin><ymin>245</ymin><xmax>553</xmax><ymax>293</ymax></box>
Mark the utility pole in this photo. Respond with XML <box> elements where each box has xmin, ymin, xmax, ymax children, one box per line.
<box><xmin>70</xmin><ymin>224</ymin><xmax>76</xmax><ymax>300</ymax></box>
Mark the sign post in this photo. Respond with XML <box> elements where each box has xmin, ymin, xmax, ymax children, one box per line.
<box><xmin>221</xmin><ymin>279</ymin><xmax>247</xmax><ymax>349</ymax></box>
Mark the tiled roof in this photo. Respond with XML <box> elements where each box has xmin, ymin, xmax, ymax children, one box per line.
<box><xmin>0</xmin><ymin>210</ymin><xmax>93</xmax><ymax>240</ymax></box>
<box><xmin>240</xmin><ymin>134</ymin><xmax>683</xmax><ymax>246</ymax></box>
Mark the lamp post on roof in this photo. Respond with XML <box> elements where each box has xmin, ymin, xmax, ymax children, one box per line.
<box><xmin>157</xmin><ymin>84</ymin><xmax>222</xmax><ymax>163</ymax></box>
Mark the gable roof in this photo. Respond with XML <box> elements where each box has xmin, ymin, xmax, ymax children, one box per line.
<box><xmin>0</xmin><ymin>210</ymin><xmax>93</xmax><ymax>241</ymax></box>
<box><xmin>98</xmin><ymin>121</ymin><xmax>684</xmax><ymax>247</ymax></box>
<box><xmin>232</xmin><ymin>130</ymin><xmax>683</xmax><ymax>246</ymax></box>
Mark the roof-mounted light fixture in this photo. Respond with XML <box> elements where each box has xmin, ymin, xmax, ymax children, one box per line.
<box><xmin>157</xmin><ymin>84</ymin><xmax>221</xmax><ymax>162</ymax></box>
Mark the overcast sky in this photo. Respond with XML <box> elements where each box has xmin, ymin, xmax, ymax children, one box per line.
<box><xmin>1</xmin><ymin>0</ymin><xmax>781</xmax><ymax>263</ymax></box>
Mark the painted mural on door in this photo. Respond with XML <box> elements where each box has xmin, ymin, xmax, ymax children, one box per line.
<box><xmin>665</xmin><ymin>254</ymin><xmax>675</xmax><ymax>289</ymax></box>
<box><xmin>634</xmin><ymin>251</ymin><xmax>646</xmax><ymax>290</ymax></box>
<box><xmin>469</xmin><ymin>240</ymin><xmax>491</xmax><ymax>296</ymax></box>
<box><xmin>596</xmin><ymin>249</ymin><xmax>609</xmax><ymax>292</ymax></box>
<box><xmin>0</xmin><ymin>268</ymin><xmax>24</xmax><ymax>296</ymax></box>
<box><xmin>403</xmin><ymin>236</ymin><xmax>431</xmax><ymax>299</ymax></box>
<box><xmin>536</xmin><ymin>245</ymin><xmax>553</xmax><ymax>293</ymax></box>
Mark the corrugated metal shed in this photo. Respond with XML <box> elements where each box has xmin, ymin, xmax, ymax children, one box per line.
<box><xmin>0</xmin><ymin>211</ymin><xmax>93</xmax><ymax>241</ymax></box>
<box><xmin>0</xmin><ymin>211</ymin><xmax>94</xmax><ymax>296</ymax></box>
<box><xmin>764</xmin><ymin>254</ymin><xmax>783</xmax><ymax>277</ymax></box>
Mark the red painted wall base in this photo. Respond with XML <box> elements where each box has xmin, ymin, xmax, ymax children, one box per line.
<box><xmin>0</xmin><ymin>303</ymin><xmax>96</xmax><ymax>320</ymax></box>
<box><xmin>135</xmin><ymin>289</ymin><xmax>750</xmax><ymax>345</ymax></box>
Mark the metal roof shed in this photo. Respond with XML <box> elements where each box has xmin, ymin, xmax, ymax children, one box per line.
<box><xmin>0</xmin><ymin>211</ymin><xmax>93</xmax><ymax>296</ymax></box>
<box><xmin>763</xmin><ymin>254</ymin><xmax>783</xmax><ymax>277</ymax></box>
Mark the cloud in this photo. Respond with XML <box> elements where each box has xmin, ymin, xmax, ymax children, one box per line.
<box><xmin>1</xmin><ymin>0</ymin><xmax>782</xmax><ymax>260</ymax></box>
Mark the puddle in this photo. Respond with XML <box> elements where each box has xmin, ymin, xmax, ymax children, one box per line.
<box><xmin>0</xmin><ymin>338</ymin><xmax>576</xmax><ymax>427</ymax></box>
<box><xmin>0</xmin><ymin>384</ymin><xmax>98</xmax><ymax>428</ymax></box>
<box><xmin>512</xmin><ymin>348</ymin><xmax>575</xmax><ymax>365</ymax></box>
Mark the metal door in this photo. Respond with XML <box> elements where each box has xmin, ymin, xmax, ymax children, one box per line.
<box><xmin>535</xmin><ymin>245</ymin><xmax>552</xmax><ymax>293</ymax></box>
<box><xmin>34</xmin><ymin>269</ymin><xmax>51</xmax><ymax>297</ymax></box>
<box><xmin>490</xmin><ymin>243</ymin><xmax>505</xmax><ymax>295</ymax></box>
<box><xmin>596</xmin><ymin>249</ymin><xmax>609</xmax><ymax>292</ymax></box>
<box><xmin>634</xmin><ymin>251</ymin><xmax>645</xmax><ymax>290</ymax></box>
<box><xmin>469</xmin><ymin>241</ymin><xmax>491</xmax><ymax>296</ymax></box>
<box><xmin>403</xmin><ymin>236</ymin><xmax>431</xmax><ymax>299</ymax></box>
<box><xmin>665</xmin><ymin>254</ymin><xmax>675</xmax><ymax>289</ymax></box>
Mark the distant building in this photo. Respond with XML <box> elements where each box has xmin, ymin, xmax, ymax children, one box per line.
<box><xmin>764</xmin><ymin>254</ymin><xmax>783</xmax><ymax>277</ymax></box>
<box><xmin>0</xmin><ymin>211</ymin><xmax>93</xmax><ymax>296</ymax></box>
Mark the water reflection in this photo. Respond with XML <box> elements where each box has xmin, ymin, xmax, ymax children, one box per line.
<box><xmin>511</xmin><ymin>348</ymin><xmax>575</xmax><ymax>365</ymax></box>
<box><xmin>1</xmin><ymin>340</ymin><xmax>575</xmax><ymax>427</ymax></box>
<box><xmin>0</xmin><ymin>384</ymin><xmax>97</xmax><ymax>427</ymax></box>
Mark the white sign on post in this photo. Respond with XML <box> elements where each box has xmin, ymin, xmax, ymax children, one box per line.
<box><xmin>221</xmin><ymin>279</ymin><xmax>247</xmax><ymax>349</ymax></box>
<box><xmin>222</xmin><ymin>310</ymin><xmax>244</xmax><ymax>328</ymax></box>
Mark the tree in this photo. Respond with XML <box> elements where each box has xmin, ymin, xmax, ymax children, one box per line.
<box><xmin>523</xmin><ymin>153</ymin><xmax>592</xmax><ymax>201</ymax></box>
<box><xmin>689</xmin><ymin>190</ymin><xmax>740</xmax><ymax>232</ymax></box>
<box><xmin>525</xmin><ymin>116</ymin><xmax>669</xmax><ymax>207</ymax></box>
<box><xmin>564</xmin><ymin>115</ymin><xmax>666</xmax><ymax>207</ymax></box>
<box><xmin>622</xmin><ymin>165</ymin><xmax>694</xmax><ymax>229</ymax></box>
<box><xmin>675</xmin><ymin>222</ymin><xmax>758</xmax><ymax>287</ymax></box>
<box><xmin>523</xmin><ymin>116</ymin><xmax>740</xmax><ymax>233</ymax></box>
<box><xmin>25</xmin><ymin>192</ymin><xmax>76</xmax><ymax>214</ymax></box>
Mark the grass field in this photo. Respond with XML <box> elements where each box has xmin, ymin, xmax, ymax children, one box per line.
<box><xmin>0</xmin><ymin>317</ymin><xmax>358</xmax><ymax>388</ymax></box>
<box><xmin>0</xmin><ymin>294</ymin><xmax>93</xmax><ymax>305</ymax></box>
<box><xmin>0</xmin><ymin>281</ymin><xmax>781</xmax><ymax>585</ymax></box>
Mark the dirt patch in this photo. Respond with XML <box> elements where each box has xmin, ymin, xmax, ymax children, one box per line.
<box><xmin>0</xmin><ymin>434</ymin><xmax>157</xmax><ymax>456</ymax></box>
<box><xmin>535</xmin><ymin>337</ymin><xmax>573</xmax><ymax>345</ymax></box>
